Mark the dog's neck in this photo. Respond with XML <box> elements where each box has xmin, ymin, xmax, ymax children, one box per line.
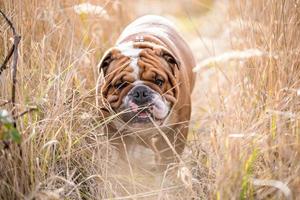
<box><xmin>115</xmin><ymin>132</ymin><xmax>159</xmax><ymax>171</ymax></box>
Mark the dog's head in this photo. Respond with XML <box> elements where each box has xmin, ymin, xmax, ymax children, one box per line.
<box><xmin>98</xmin><ymin>41</ymin><xmax>180</xmax><ymax>128</ymax></box>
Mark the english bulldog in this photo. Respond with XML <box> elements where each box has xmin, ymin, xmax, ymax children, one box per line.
<box><xmin>98</xmin><ymin>15</ymin><xmax>196</xmax><ymax>169</ymax></box>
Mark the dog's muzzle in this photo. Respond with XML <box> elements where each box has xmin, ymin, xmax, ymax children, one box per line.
<box><xmin>120</xmin><ymin>84</ymin><xmax>170</xmax><ymax>124</ymax></box>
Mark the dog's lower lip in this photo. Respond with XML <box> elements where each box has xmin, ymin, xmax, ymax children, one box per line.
<box><xmin>125</xmin><ymin>104</ymin><xmax>166</xmax><ymax>123</ymax></box>
<box><xmin>137</xmin><ymin>111</ymin><xmax>148</xmax><ymax>118</ymax></box>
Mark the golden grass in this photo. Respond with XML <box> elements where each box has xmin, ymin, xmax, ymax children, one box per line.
<box><xmin>0</xmin><ymin>0</ymin><xmax>299</xmax><ymax>199</ymax></box>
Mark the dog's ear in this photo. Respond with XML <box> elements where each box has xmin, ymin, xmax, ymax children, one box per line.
<box><xmin>160</xmin><ymin>48</ymin><xmax>181</xmax><ymax>70</ymax></box>
<box><xmin>159</xmin><ymin>48</ymin><xmax>181</xmax><ymax>79</ymax></box>
<box><xmin>98</xmin><ymin>49</ymin><xmax>115</xmax><ymax>75</ymax></box>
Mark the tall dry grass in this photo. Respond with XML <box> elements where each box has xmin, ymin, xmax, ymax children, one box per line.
<box><xmin>190</xmin><ymin>0</ymin><xmax>300</xmax><ymax>199</ymax></box>
<box><xmin>0</xmin><ymin>0</ymin><xmax>299</xmax><ymax>199</ymax></box>
<box><xmin>0</xmin><ymin>0</ymin><xmax>134</xmax><ymax>199</ymax></box>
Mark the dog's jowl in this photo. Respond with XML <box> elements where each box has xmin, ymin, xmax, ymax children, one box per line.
<box><xmin>98</xmin><ymin>15</ymin><xmax>196</xmax><ymax>170</ymax></box>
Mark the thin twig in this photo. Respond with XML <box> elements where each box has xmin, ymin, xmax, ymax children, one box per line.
<box><xmin>0</xmin><ymin>10</ymin><xmax>21</xmax><ymax>154</ymax></box>
<box><xmin>11</xmin><ymin>34</ymin><xmax>21</xmax><ymax>127</ymax></box>
<box><xmin>0</xmin><ymin>100</ymin><xmax>11</xmax><ymax>107</ymax></box>
<box><xmin>14</xmin><ymin>107</ymin><xmax>38</xmax><ymax>119</ymax></box>
<box><xmin>0</xmin><ymin>10</ymin><xmax>17</xmax><ymax>75</ymax></box>
<box><xmin>0</xmin><ymin>45</ymin><xmax>14</xmax><ymax>75</ymax></box>
<box><xmin>0</xmin><ymin>9</ymin><xmax>21</xmax><ymax>128</ymax></box>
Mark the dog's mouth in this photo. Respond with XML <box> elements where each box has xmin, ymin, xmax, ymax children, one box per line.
<box><xmin>131</xmin><ymin>105</ymin><xmax>160</xmax><ymax>123</ymax></box>
<box><xmin>120</xmin><ymin>101</ymin><xmax>169</xmax><ymax>125</ymax></box>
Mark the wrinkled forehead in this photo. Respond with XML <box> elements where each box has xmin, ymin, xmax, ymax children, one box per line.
<box><xmin>102</xmin><ymin>39</ymin><xmax>176</xmax><ymax>86</ymax></box>
<box><xmin>117</xmin><ymin>41</ymin><xmax>142</xmax><ymax>80</ymax></box>
<box><xmin>104</xmin><ymin>41</ymin><xmax>156</xmax><ymax>83</ymax></box>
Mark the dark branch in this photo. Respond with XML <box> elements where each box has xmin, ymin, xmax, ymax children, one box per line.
<box><xmin>0</xmin><ymin>100</ymin><xmax>11</xmax><ymax>107</ymax></box>
<box><xmin>0</xmin><ymin>45</ymin><xmax>14</xmax><ymax>75</ymax></box>
<box><xmin>0</xmin><ymin>10</ymin><xmax>17</xmax><ymax>75</ymax></box>
<box><xmin>0</xmin><ymin>10</ymin><xmax>21</xmax><ymax>128</ymax></box>
<box><xmin>14</xmin><ymin>107</ymin><xmax>38</xmax><ymax>119</ymax></box>
<box><xmin>11</xmin><ymin>35</ymin><xmax>21</xmax><ymax>128</ymax></box>
<box><xmin>0</xmin><ymin>10</ymin><xmax>22</xmax><ymax>154</ymax></box>
<box><xmin>0</xmin><ymin>10</ymin><xmax>17</xmax><ymax>35</ymax></box>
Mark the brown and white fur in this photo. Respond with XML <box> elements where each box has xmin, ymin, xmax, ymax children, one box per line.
<box><xmin>98</xmin><ymin>15</ymin><xmax>196</xmax><ymax>170</ymax></box>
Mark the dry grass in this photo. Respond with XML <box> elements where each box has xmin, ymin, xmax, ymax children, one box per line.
<box><xmin>0</xmin><ymin>0</ymin><xmax>299</xmax><ymax>199</ymax></box>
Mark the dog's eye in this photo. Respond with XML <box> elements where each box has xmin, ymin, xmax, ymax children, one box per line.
<box><xmin>114</xmin><ymin>82</ymin><xmax>127</xmax><ymax>90</ymax></box>
<box><xmin>154</xmin><ymin>78</ymin><xmax>164</xmax><ymax>86</ymax></box>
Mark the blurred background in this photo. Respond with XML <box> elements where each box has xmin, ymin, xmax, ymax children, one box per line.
<box><xmin>1</xmin><ymin>0</ymin><xmax>299</xmax><ymax>199</ymax></box>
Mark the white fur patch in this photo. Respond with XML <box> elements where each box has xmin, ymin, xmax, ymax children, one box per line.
<box><xmin>133</xmin><ymin>80</ymin><xmax>144</xmax><ymax>85</ymax></box>
<box><xmin>130</xmin><ymin>58</ymin><xmax>140</xmax><ymax>80</ymax></box>
<box><xmin>117</xmin><ymin>41</ymin><xmax>141</xmax><ymax>57</ymax></box>
<box><xmin>127</xmin><ymin>143</ymin><xmax>156</xmax><ymax>168</ymax></box>
<box><xmin>152</xmin><ymin>94</ymin><xmax>170</xmax><ymax>119</ymax></box>
<box><xmin>117</xmin><ymin>42</ymin><xmax>142</xmax><ymax>80</ymax></box>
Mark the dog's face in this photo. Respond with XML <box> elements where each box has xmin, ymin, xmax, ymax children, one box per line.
<box><xmin>98</xmin><ymin>42</ymin><xmax>180</xmax><ymax>128</ymax></box>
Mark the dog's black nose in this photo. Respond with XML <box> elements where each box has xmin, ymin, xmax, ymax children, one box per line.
<box><xmin>131</xmin><ymin>86</ymin><xmax>152</xmax><ymax>105</ymax></box>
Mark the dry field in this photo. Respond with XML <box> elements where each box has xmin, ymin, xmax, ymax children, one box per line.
<box><xmin>0</xmin><ymin>0</ymin><xmax>300</xmax><ymax>199</ymax></box>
